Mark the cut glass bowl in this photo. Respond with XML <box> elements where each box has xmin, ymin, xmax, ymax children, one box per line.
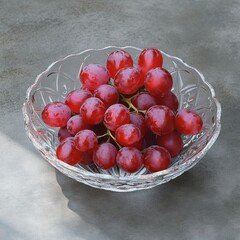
<box><xmin>23</xmin><ymin>46</ymin><xmax>221</xmax><ymax>192</ymax></box>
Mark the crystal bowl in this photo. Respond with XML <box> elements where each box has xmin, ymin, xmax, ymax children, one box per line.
<box><xmin>23</xmin><ymin>46</ymin><xmax>221</xmax><ymax>192</ymax></box>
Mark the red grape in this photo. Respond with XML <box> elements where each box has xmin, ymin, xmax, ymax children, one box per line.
<box><xmin>93</xmin><ymin>143</ymin><xmax>117</xmax><ymax>169</ymax></box>
<box><xmin>145</xmin><ymin>105</ymin><xmax>175</xmax><ymax>135</ymax></box>
<box><xmin>80</xmin><ymin>97</ymin><xmax>106</xmax><ymax>125</ymax></box>
<box><xmin>114</xmin><ymin>67</ymin><xmax>141</xmax><ymax>95</ymax></box>
<box><xmin>67</xmin><ymin>115</ymin><xmax>90</xmax><ymax>135</ymax></box>
<box><xmin>74</xmin><ymin>129</ymin><xmax>98</xmax><ymax>152</ymax></box>
<box><xmin>144</xmin><ymin>68</ymin><xmax>173</xmax><ymax>97</ymax></box>
<box><xmin>156</xmin><ymin>131</ymin><xmax>183</xmax><ymax>157</ymax></box>
<box><xmin>106</xmin><ymin>50</ymin><xmax>133</xmax><ymax>78</ymax></box>
<box><xmin>143</xmin><ymin>145</ymin><xmax>171</xmax><ymax>173</ymax></box>
<box><xmin>138</xmin><ymin>48</ymin><xmax>163</xmax><ymax>78</ymax></box>
<box><xmin>129</xmin><ymin>112</ymin><xmax>148</xmax><ymax>137</ymax></box>
<box><xmin>80</xmin><ymin>64</ymin><xmax>110</xmax><ymax>91</ymax></box>
<box><xmin>104</xmin><ymin>104</ymin><xmax>130</xmax><ymax>131</ymax></box>
<box><xmin>42</xmin><ymin>102</ymin><xmax>71</xmax><ymax>127</ymax></box>
<box><xmin>58</xmin><ymin>127</ymin><xmax>73</xmax><ymax>142</ymax></box>
<box><xmin>116</xmin><ymin>147</ymin><xmax>143</xmax><ymax>173</ymax></box>
<box><xmin>56</xmin><ymin>137</ymin><xmax>83</xmax><ymax>166</ymax></box>
<box><xmin>155</xmin><ymin>91</ymin><xmax>179</xmax><ymax>111</ymax></box>
<box><xmin>65</xmin><ymin>89</ymin><xmax>92</xmax><ymax>113</ymax></box>
<box><xmin>131</xmin><ymin>92</ymin><xmax>157</xmax><ymax>111</ymax></box>
<box><xmin>94</xmin><ymin>84</ymin><xmax>119</xmax><ymax>108</ymax></box>
<box><xmin>115</xmin><ymin>124</ymin><xmax>142</xmax><ymax>147</ymax></box>
<box><xmin>175</xmin><ymin>109</ymin><xmax>203</xmax><ymax>135</ymax></box>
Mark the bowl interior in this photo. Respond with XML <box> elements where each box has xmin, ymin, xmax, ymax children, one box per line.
<box><xmin>23</xmin><ymin>46</ymin><xmax>221</xmax><ymax>190</ymax></box>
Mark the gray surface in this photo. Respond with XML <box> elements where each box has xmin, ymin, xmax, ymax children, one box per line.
<box><xmin>0</xmin><ymin>0</ymin><xmax>240</xmax><ymax>239</ymax></box>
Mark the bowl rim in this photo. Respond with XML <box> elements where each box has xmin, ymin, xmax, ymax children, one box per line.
<box><xmin>23</xmin><ymin>46</ymin><xmax>222</xmax><ymax>181</ymax></box>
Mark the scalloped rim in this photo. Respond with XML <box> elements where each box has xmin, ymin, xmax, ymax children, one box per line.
<box><xmin>22</xmin><ymin>46</ymin><xmax>221</xmax><ymax>182</ymax></box>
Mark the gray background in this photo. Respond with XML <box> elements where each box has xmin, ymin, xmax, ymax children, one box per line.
<box><xmin>0</xmin><ymin>0</ymin><xmax>240</xmax><ymax>239</ymax></box>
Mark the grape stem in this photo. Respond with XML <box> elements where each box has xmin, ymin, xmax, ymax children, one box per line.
<box><xmin>120</xmin><ymin>93</ymin><xmax>137</xmax><ymax>101</ymax></box>
<box><xmin>101</xmin><ymin>123</ymin><xmax>122</xmax><ymax>149</ymax></box>
<box><xmin>120</xmin><ymin>94</ymin><xmax>146</xmax><ymax>114</ymax></box>
<box><xmin>107</xmin><ymin>129</ymin><xmax>122</xmax><ymax>149</ymax></box>
<box><xmin>108</xmin><ymin>80</ymin><xmax>114</xmax><ymax>86</ymax></box>
<box><xmin>97</xmin><ymin>133</ymin><xmax>109</xmax><ymax>139</ymax></box>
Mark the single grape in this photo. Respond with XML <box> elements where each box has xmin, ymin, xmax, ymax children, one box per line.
<box><xmin>80</xmin><ymin>64</ymin><xmax>110</xmax><ymax>91</ymax></box>
<box><xmin>80</xmin><ymin>97</ymin><xmax>106</xmax><ymax>125</ymax></box>
<box><xmin>106</xmin><ymin>50</ymin><xmax>134</xmax><ymax>78</ymax></box>
<box><xmin>131</xmin><ymin>92</ymin><xmax>157</xmax><ymax>111</ymax></box>
<box><xmin>93</xmin><ymin>143</ymin><xmax>117</xmax><ymax>169</ymax></box>
<box><xmin>144</xmin><ymin>68</ymin><xmax>172</xmax><ymax>97</ymax></box>
<box><xmin>74</xmin><ymin>129</ymin><xmax>98</xmax><ymax>152</ymax></box>
<box><xmin>115</xmin><ymin>124</ymin><xmax>142</xmax><ymax>147</ymax></box>
<box><xmin>156</xmin><ymin>131</ymin><xmax>183</xmax><ymax>157</ymax></box>
<box><xmin>104</xmin><ymin>104</ymin><xmax>130</xmax><ymax>131</ymax></box>
<box><xmin>42</xmin><ymin>102</ymin><xmax>71</xmax><ymax>127</ymax></box>
<box><xmin>114</xmin><ymin>67</ymin><xmax>141</xmax><ymax>95</ymax></box>
<box><xmin>129</xmin><ymin>112</ymin><xmax>148</xmax><ymax>137</ymax></box>
<box><xmin>65</xmin><ymin>89</ymin><xmax>92</xmax><ymax>113</ymax></box>
<box><xmin>155</xmin><ymin>91</ymin><xmax>179</xmax><ymax>111</ymax></box>
<box><xmin>94</xmin><ymin>84</ymin><xmax>119</xmax><ymax>108</ymax></box>
<box><xmin>138</xmin><ymin>48</ymin><xmax>163</xmax><ymax>78</ymax></box>
<box><xmin>116</xmin><ymin>147</ymin><xmax>143</xmax><ymax>173</ymax></box>
<box><xmin>67</xmin><ymin>115</ymin><xmax>90</xmax><ymax>135</ymax></box>
<box><xmin>56</xmin><ymin>137</ymin><xmax>83</xmax><ymax>166</ymax></box>
<box><xmin>58</xmin><ymin>127</ymin><xmax>73</xmax><ymax>142</ymax></box>
<box><xmin>175</xmin><ymin>109</ymin><xmax>203</xmax><ymax>135</ymax></box>
<box><xmin>143</xmin><ymin>145</ymin><xmax>171</xmax><ymax>173</ymax></box>
<box><xmin>145</xmin><ymin>105</ymin><xmax>175</xmax><ymax>135</ymax></box>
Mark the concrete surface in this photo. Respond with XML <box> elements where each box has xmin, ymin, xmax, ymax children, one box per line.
<box><xmin>0</xmin><ymin>0</ymin><xmax>240</xmax><ymax>239</ymax></box>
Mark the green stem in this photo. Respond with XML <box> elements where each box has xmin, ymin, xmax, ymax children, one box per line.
<box><xmin>97</xmin><ymin>132</ymin><xmax>109</xmax><ymax>139</ymax></box>
<box><xmin>120</xmin><ymin>92</ymin><xmax>139</xmax><ymax>101</ymax></box>
<box><xmin>107</xmin><ymin>129</ymin><xmax>122</xmax><ymax>149</ymax></box>
<box><xmin>128</xmin><ymin>101</ymin><xmax>139</xmax><ymax>112</ymax></box>
<box><xmin>119</xmin><ymin>93</ymin><xmax>147</xmax><ymax>114</ymax></box>
<box><xmin>139</xmin><ymin>109</ymin><xmax>147</xmax><ymax>114</ymax></box>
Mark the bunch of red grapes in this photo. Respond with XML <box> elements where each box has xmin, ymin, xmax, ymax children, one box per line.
<box><xmin>41</xmin><ymin>48</ymin><xmax>203</xmax><ymax>173</ymax></box>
